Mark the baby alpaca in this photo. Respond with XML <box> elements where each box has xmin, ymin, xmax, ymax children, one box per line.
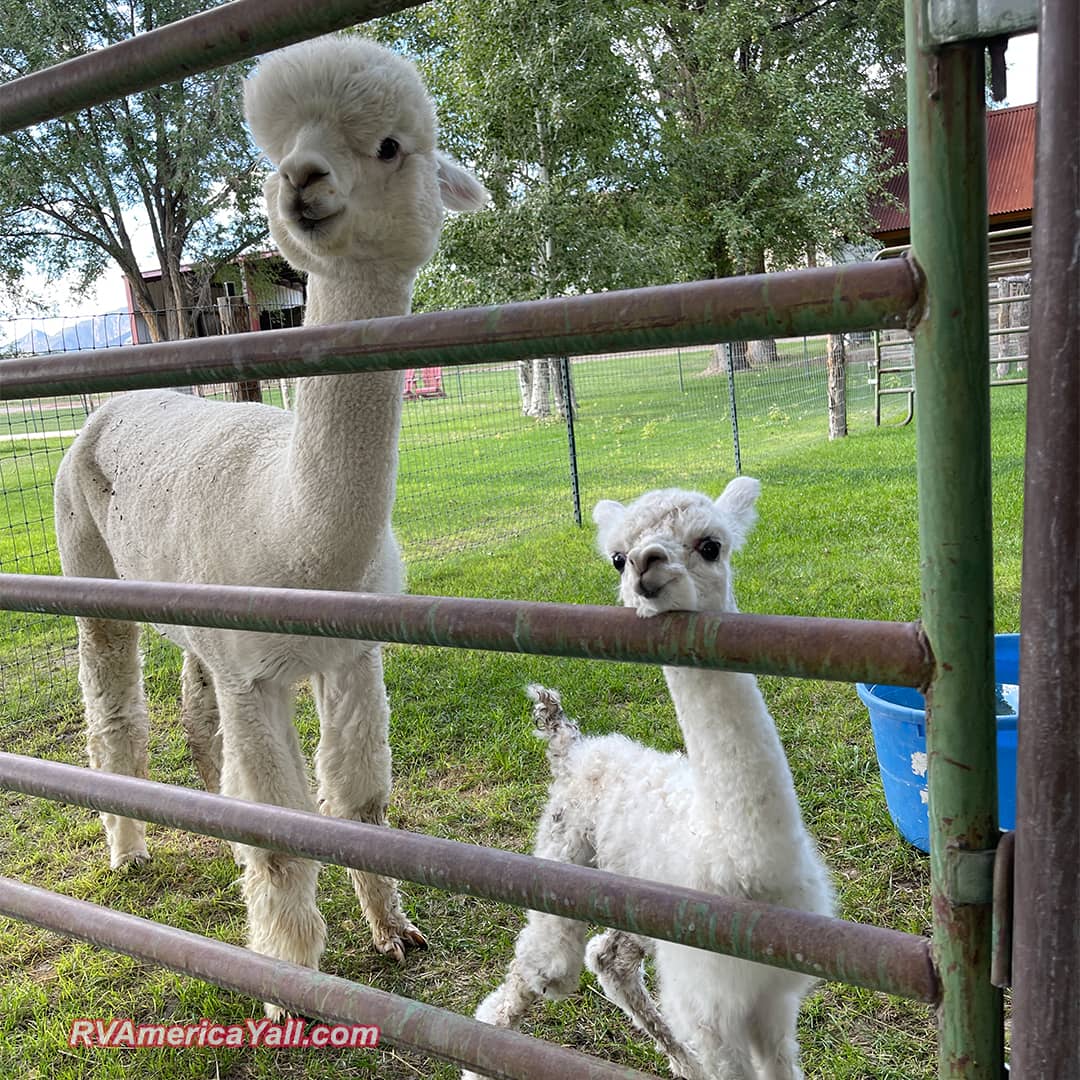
<box><xmin>53</xmin><ymin>35</ymin><xmax>487</xmax><ymax>1013</ymax></box>
<box><xmin>464</xmin><ymin>478</ymin><xmax>834</xmax><ymax>1080</ymax></box>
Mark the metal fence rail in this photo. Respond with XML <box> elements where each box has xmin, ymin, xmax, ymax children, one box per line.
<box><xmin>0</xmin><ymin>752</ymin><xmax>939</xmax><ymax>1002</ymax></box>
<box><xmin>0</xmin><ymin>877</ymin><xmax>660</xmax><ymax>1080</ymax></box>
<box><xmin>0</xmin><ymin>262</ymin><xmax>919</xmax><ymax>399</ymax></box>
<box><xmin>0</xmin><ymin>573</ymin><xmax>933</xmax><ymax>687</ymax></box>
<box><xmin>0</xmin><ymin>0</ymin><xmax>430</xmax><ymax>134</ymax></box>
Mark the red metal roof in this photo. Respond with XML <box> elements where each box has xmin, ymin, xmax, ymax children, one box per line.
<box><xmin>870</xmin><ymin>103</ymin><xmax>1035</xmax><ymax>239</ymax></box>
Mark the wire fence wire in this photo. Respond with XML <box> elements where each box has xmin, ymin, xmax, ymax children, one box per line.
<box><xmin>0</xmin><ymin>308</ymin><xmax>878</xmax><ymax>722</ymax></box>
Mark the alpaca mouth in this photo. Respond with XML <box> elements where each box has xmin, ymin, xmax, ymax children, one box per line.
<box><xmin>295</xmin><ymin>207</ymin><xmax>343</xmax><ymax>233</ymax></box>
<box><xmin>635</xmin><ymin>575</ymin><xmax>672</xmax><ymax>600</ymax></box>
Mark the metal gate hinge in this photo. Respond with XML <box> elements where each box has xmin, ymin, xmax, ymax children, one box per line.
<box><xmin>943</xmin><ymin>843</ymin><xmax>997</xmax><ymax>905</ymax></box>
<box><xmin>942</xmin><ymin>837</ymin><xmax>1015</xmax><ymax>986</ymax></box>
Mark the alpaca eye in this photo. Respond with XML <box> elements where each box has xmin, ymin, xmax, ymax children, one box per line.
<box><xmin>696</xmin><ymin>538</ymin><xmax>722</xmax><ymax>562</ymax></box>
<box><xmin>611</xmin><ymin>553</ymin><xmax>626</xmax><ymax>574</ymax></box>
<box><xmin>377</xmin><ymin>137</ymin><xmax>400</xmax><ymax>161</ymax></box>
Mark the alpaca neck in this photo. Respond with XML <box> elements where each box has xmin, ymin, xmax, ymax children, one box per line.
<box><xmin>285</xmin><ymin>260</ymin><xmax>413</xmax><ymax>567</ymax></box>
<box><xmin>663</xmin><ymin>665</ymin><xmax>803</xmax><ymax>833</ymax></box>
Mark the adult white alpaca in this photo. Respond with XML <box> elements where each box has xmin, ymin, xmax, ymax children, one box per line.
<box><xmin>53</xmin><ymin>35</ymin><xmax>488</xmax><ymax>995</ymax></box>
<box><xmin>464</xmin><ymin>479</ymin><xmax>834</xmax><ymax>1080</ymax></box>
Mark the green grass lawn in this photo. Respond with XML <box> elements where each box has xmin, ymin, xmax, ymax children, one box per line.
<box><xmin>0</xmin><ymin>360</ymin><xmax>1026</xmax><ymax>1079</ymax></box>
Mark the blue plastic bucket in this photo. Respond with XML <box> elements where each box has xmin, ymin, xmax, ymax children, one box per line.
<box><xmin>856</xmin><ymin>633</ymin><xmax>1019</xmax><ymax>852</ymax></box>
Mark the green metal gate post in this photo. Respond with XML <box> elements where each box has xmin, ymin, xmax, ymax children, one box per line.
<box><xmin>904</xmin><ymin>3</ymin><xmax>1003</xmax><ymax>1077</ymax></box>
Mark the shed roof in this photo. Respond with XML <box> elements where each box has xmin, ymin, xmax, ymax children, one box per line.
<box><xmin>870</xmin><ymin>103</ymin><xmax>1035</xmax><ymax>241</ymax></box>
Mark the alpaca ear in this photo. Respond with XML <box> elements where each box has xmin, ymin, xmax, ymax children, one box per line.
<box><xmin>591</xmin><ymin>499</ymin><xmax>625</xmax><ymax>533</ymax></box>
<box><xmin>715</xmin><ymin>476</ymin><xmax>760</xmax><ymax>550</ymax></box>
<box><xmin>436</xmin><ymin>152</ymin><xmax>490</xmax><ymax>212</ymax></box>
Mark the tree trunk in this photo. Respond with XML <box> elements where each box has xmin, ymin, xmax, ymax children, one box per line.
<box><xmin>518</xmin><ymin>359</ymin><xmax>533</xmax><ymax>414</ymax></box>
<box><xmin>747</xmin><ymin>339</ymin><xmax>779</xmax><ymax>365</ymax></box>
<box><xmin>701</xmin><ymin>340</ymin><xmax>750</xmax><ymax>375</ymax></box>
<box><xmin>550</xmin><ymin>357</ymin><xmax>576</xmax><ymax>418</ymax></box>
<box><xmin>523</xmin><ymin>111</ymin><xmax>567</xmax><ymax>422</ymax></box>
<box><xmin>827</xmin><ymin>332</ymin><xmax>847</xmax><ymax>439</ymax></box>
<box><xmin>217</xmin><ymin>296</ymin><xmax>263</xmax><ymax>403</ymax></box>
<box><xmin>127</xmin><ymin>276</ymin><xmax>165</xmax><ymax>343</ymax></box>
<box><xmin>230</xmin><ymin>381</ymin><xmax>264</xmax><ymax>403</ymax></box>
<box><xmin>528</xmin><ymin>358</ymin><xmax>553</xmax><ymax>418</ymax></box>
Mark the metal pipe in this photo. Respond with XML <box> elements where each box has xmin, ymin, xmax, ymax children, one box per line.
<box><xmin>725</xmin><ymin>342</ymin><xmax>743</xmax><ymax>475</ymax></box>
<box><xmin>0</xmin><ymin>573</ymin><xmax>934</xmax><ymax>688</ymax></box>
<box><xmin>559</xmin><ymin>357</ymin><xmax>582</xmax><ymax>527</ymax></box>
<box><xmin>1011</xmin><ymin>1</ymin><xmax>1080</xmax><ymax>1073</ymax></box>
<box><xmin>990</xmin><ymin>831</ymin><xmax>1013</xmax><ymax>990</ymax></box>
<box><xmin>0</xmin><ymin>263</ymin><xmax>921</xmax><ymax>401</ymax></box>
<box><xmin>904</xmin><ymin>5</ymin><xmax>1003</xmax><ymax>1076</ymax></box>
<box><xmin>0</xmin><ymin>753</ymin><xmax>941</xmax><ymax>1003</ymax></box>
<box><xmin>873</xmin><ymin>224</ymin><xmax>1033</xmax><ymax>261</ymax></box>
<box><xmin>0</xmin><ymin>0</ymin><xmax>428</xmax><ymax>134</ymax></box>
<box><xmin>0</xmin><ymin>876</ymin><xmax>660</xmax><ymax>1080</ymax></box>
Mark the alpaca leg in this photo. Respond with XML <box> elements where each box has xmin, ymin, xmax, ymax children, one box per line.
<box><xmin>460</xmin><ymin>911</ymin><xmax>590</xmax><ymax>1080</ymax></box>
<box><xmin>76</xmin><ymin>616</ymin><xmax>150</xmax><ymax>869</ymax></box>
<box><xmin>461</xmin><ymin>801</ymin><xmax>595</xmax><ymax>1080</ymax></box>
<box><xmin>746</xmin><ymin>992</ymin><xmax>805</xmax><ymax>1080</ymax></box>
<box><xmin>693</xmin><ymin>1015</ymin><xmax>761</xmax><ymax>1080</ymax></box>
<box><xmin>585</xmin><ymin>931</ymin><xmax>707</xmax><ymax>1080</ymax></box>
<box><xmin>180</xmin><ymin>651</ymin><xmax>223</xmax><ymax>793</ymax></box>
<box><xmin>216</xmin><ymin>680</ymin><xmax>326</xmax><ymax>1010</ymax></box>
<box><xmin>312</xmin><ymin>652</ymin><xmax>425</xmax><ymax>962</ymax></box>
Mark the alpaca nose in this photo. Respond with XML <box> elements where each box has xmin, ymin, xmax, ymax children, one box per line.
<box><xmin>279</xmin><ymin>152</ymin><xmax>332</xmax><ymax>192</ymax></box>
<box><xmin>630</xmin><ymin>545</ymin><xmax>670</xmax><ymax>598</ymax></box>
<box><xmin>629</xmin><ymin>545</ymin><xmax>668</xmax><ymax>575</ymax></box>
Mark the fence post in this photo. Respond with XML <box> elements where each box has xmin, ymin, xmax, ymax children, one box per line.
<box><xmin>904</xmin><ymin>3</ymin><xmax>1002</xmax><ymax>1077</ymax></box>
<box><xmin>559</xmin><ymin>357</ymin><xmax>582</xmax><ymax>527</ymax></box>
<box><xmin>1011</xmin><ymin>3</ymin><xmax>1080</xmax><ymax>1074</ymax></box>
<box><xmin>724</xmin><ymin>342</ymin><xmax>742</xmax><ymax>476</ymax></box>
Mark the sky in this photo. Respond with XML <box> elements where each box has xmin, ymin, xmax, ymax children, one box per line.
<box><xmin>12</xmin><ymin>33</ymin><xmax>1043</xmax><ymax>323</ymax></box>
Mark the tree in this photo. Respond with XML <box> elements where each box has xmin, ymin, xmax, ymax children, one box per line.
<box><xmin>0</xmin><ymin>0</ymin><xmax>267</xmax><ymax>341</ymax></box>
<box><xmin>637</xmin><ymin>0</ymin><xmax>905</xmax><ymax>276</ymax></box>
<box><xmin>374</xmin><ymin>0</ymin><xmax>678</xmax><ymax>416</ymax></box>
<box><xmin>370</xmin><ymin>1</ymin><xmax>907</xmax><ymax>398</ymax></box>
<box><xmin>631</xmin><ymin>0</ymin><xmax>906</xmax><ymax>369</ymax></box>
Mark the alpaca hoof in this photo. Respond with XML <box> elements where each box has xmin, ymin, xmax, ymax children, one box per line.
<box><xmin>264</xmin><ymin>1001</ymin><xmax>317</xmax><ymax>1023</ymax></box>
<box><xmin>374</xmin><ymin>920</ymin><xmax>427</xmax><ymax>964</ymax></box>
<box><xmin>110</xmin><ymin>847</ymin><xmax>150</xmax><ymax>870</ymax></box>
<box><xmin>666</xmin><ymin>1045</ymin><xmax>708</xmax><ymax>1080</ymax></box>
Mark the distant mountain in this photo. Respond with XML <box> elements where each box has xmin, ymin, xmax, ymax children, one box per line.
<box><xmin>3</xmin><ymin>312</ymin><xmax>133</xmax><ymax>357</ymax></box>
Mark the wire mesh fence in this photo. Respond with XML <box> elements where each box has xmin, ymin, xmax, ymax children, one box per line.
<box><xmin>0</xmin><ymin>307</ymin><xmax>886</xmax><ymax>724</ymax></box>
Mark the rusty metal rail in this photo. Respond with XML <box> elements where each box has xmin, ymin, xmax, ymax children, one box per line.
<box><xmin>1011</xmin><ymin>3</ymin><xmax>1080</xmax><ymax>1074</ymax></box>
<box><xmin>0</xmin><ymin>876</ymin><xmax>660</xmax><ymax>1080</ymax></box>
<box><xmin>0</xmin><ymin>261</ymin><xmax>920</xmax><ymax>400</ymax></box>
<box><xmin>0</xmin><ymin>753</ymin><xmax>940</xmax><ymax>1003</ymax></box>
<box><xmin>0</xmin><ymin>573</ymin><xmax>933</xmax><ymax>688</ymax></box>
<box><xmin>0</xmin><ymin>0</ymin><xmax>430</xmax><ymax>134</ymax></box>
